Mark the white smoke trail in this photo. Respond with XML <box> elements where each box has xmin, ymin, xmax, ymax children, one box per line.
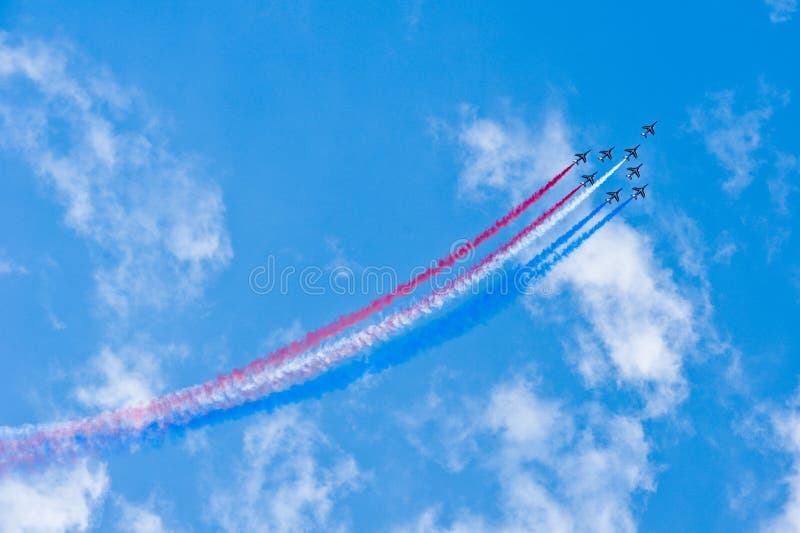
<box><xmin>1</xmin><ymin>159</ymin><xmax>627</xmax><ymax>464</ymax></box>
<box><xmin>222</xmin><ymin>158</ymin><xmax>628</xmax><ymax>400</ymax></box>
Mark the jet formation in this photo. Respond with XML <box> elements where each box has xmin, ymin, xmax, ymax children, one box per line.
<box><xmin>574</xmin><ymin>121</ymin><xmax>657</xmax><ymax>204</ymax></box>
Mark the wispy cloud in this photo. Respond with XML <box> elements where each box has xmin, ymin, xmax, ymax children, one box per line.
<box><xmin>259</xmin><ymin>319</ymin><xmax>305</xmax><ymax>352</ymax></box>
<box><xmin>0</xmin><ymin>34</ymin><xmax>232</xmax><ymax>316</ymax></box>
<box><xmin>768</xmin><ymin>152</ymin><xmax>799</xmax><ymax>214</ymax></box>
<box><xmin>396</xmin><ymin>375</ymin><xmax>654</xmax><ymax>533</ymax></box>
<box><xmin>765</xmin><ymin>0</ymin><xmax>797</xmax><ymax>22</ymax></box>
<box><xmin>484</xmin><ymin>379</ymin><xmax>653</xmax><ymax>533</ymax></box>
<box><xmin>404</xmin><ymin>0</ymin><xmax>425</xmax><ymax>32</ymax></box>
<box><xmin>752</xmin><ymin>386</ymin><xmax>800</xmax><ymax>532</ymax></box>
<box><xmin>73</xmin><ymin>341</ymin><xmax>187</xmax><ymax>411</ymax></box>
<box><xmin>0</xmin><ymin>459</ymin><xmax>109</xmax><ymax>532</ymax></box>
<box><xmin>446</xmin><ymin>105</ymin><xmax>572</xmax><ymax>205</ymax></box>
<box><xmin>542</xmin><ymin>203</ymin><xmax>696</xmax><ymax>415</ymax></box>
<box><xmin>208</xmin><ymin>407</ymin><xmax>362</xmax><ymax>533</ymax></box>
<box><xmin>0</xmin><ymin>254</ymin><xmax>27</xmax><ymax>276</ymax></box>
<box><xmin>396</xmin><ymin>375</ymin><xmax>481</xmax><ymax>473</ymax></box>
<box><xmin>688</xmin><ymin>85</ymin><xmax>789</xmax><ymax>196</ymax></box>
<box><xmin>767</xmin><ymin>227</ymin><xmax>792</xmax><ymax>264</ymax></box>
<box><xmin>47</xmin><ymin>310</ymin><xmax>67</xmax><ymax>331</ymax></box>
<box><xmin>714</xmin><ymin>230</ymin><xmax>739</xmax><ymax>265</ymax></box>
<box><xmin>115</xmin><ymin>495</ymin><xmax>173</xmax><ymax>533</ymax></box>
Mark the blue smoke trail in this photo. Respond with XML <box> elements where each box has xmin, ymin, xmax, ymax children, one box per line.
<box><xmin>529</xmin><ymin>197</ymin><xmax>632</xmax><ymax>280</ymax></box>
<box><xmin>511</xmin><ymin>200</ymin><xmax>607</xmax><ymax>286</ymax></box>
<box><xmin>2</xmin><ymin>199</ymin><xmax>633</xmax><ymax>469</ymax></box>
<box><xmin>155</xmin><ymin>200</ymin><xmax>632</xmax><ymax>441</ymax></box>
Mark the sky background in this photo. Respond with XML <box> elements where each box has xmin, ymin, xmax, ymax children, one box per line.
<box><xmin>0</xmin><ymin>1</ymin><xmax>798</xmax><ymax>531</ymax></box>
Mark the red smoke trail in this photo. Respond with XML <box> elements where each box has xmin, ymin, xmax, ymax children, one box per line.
<box><xmin>0</xmin><ymin>180</ymin><xmax>588</xmax><ymax>469</ymax></box>
<box><xmin>436</xmin><ymin>183</ymin><xmax>584</xmax><ymax>296</ymax></box>
<box><xmin>0</xmin><ymin>165</ymin><xmax>579</xmax><ymax>467</ymax></box>
<box><xmin>239</xmin><ymin>162</ymin><xmax>575</xmax><ymax>376</ymax></box>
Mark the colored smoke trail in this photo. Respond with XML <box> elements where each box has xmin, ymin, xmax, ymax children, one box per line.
<box><xmin>0</xmin><ymin>159</ymin><xmax>627</xmax><ymax>469</ymax></box>
<box><xmin>181</xmin><ymin>199</ymin><xmax>631</xmax><ymax>445</ymax></box>
<box><xmin>149</xmin><ymin>158</ymin><xmax>625</xmax><ymax>416</ymax></box>
<box><xmin>210</xmin><ymin>197</ymin><xmax>633</xmax><ymax>422</ymax></box>
<box><xmin>261</xmin><ymin>162</ymin><xmax>575</xmax><ymax>369</ymax></box>
<box><xmin>535</xmin><ymin>197</ymin><xmax>632</xmax><ymax>281</ymax></box>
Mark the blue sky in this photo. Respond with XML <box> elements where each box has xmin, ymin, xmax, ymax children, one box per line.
<box><xmin>0</xmin><ymin>1</ymin><xmax>798</xmax><ymax>531</ymax></box>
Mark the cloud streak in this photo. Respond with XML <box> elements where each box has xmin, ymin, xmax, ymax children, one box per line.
<box><xmin>0</xmin><ymin>34</ymin><xmax>232</xmax><ymax>315</ymax></box>
<box><xmin>765</xmin><ymin>0</ymin><xmax>797</xmax><ymax>22</ymax></box>
<box><xmin>688</xmin><ymin>86</ymin><xmax>789</xmax><ymax>196</ymax></box>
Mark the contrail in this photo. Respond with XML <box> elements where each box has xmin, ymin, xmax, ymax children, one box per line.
<box><xmin>155</xmin><ymin>199</ymin><xmax>632</xmax><ymax>447</ymax></box>
<box><xmin>207</xmin><ymin>196</ymin><xmax>632</xmax><ymax>419</ymax></box>
<box><xmin>160</xmin><ymin>158</ymin><xmax>626</xmax><ymax>415</ymax></box>
<box><xmin>535</xmin><ymin>197</ymin><xmax>632</xmax><ymax>280</ymax></box>
<box><xmin>262</xmin><ymin>162</ymin><xmax>576</xmax><ymax>369</ymax></box>
<box><xmin>0</xmin><ymin>159</ymin><xmax>627</xmax><ymax>468</ymax></box>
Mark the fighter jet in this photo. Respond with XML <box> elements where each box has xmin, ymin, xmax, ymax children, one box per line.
<box><xmin>598</xmin><ymin>147</ymin><xmax>615</xmax><ymax>162</ymax></box>
<box><xmin>641</xmin><ymin>121</ymin><xmax>657</xmax><ymax>138</ymax></box>
<box><xmin>631</xmin><ymin>184</ymin><xmax>649</xmax><ymax>200</ymax></box>
<box><xmin>626</xmin><ymin>164</ymin><xmax>642</xmax><ymax>180</ymax></box>
<box><xmin>581</xmin><ymin>172</ymin><xmax>597</xmax><ymax>187</ymax></box>
<box><xmin>605</xmin><ymin>188</ymin><xmax>622</xmax><ymax>204</ymax></box>
<box><xmin>574</xmin><ymin>150</ymin><xmax>591</xmax><ymax>164</ymax></box>
<box><xmin>624</xmin><ymin>145</ymin><xmax>640</xmax><ymax>160</ymax></box>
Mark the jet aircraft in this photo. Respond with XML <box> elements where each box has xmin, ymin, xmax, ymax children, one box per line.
<box><xmin>641</xmin><ymin>121</ymin><xmax>657</xmax><ymax>138</ymax></box>
<box><xmin>606</xmin><ymin>188</ymin><xmax>622</xmax><ymax>204</ymax></box>
<box><xmin>632</xmin><ymin>184</ymin><xmax>649</xmax><ymax>200</ymax></box>
<box><xmin>574</xmin><ymin>150</ymin><xmax>591</xmax><ymax>164</ymax></box>
<box><xmin>581</xmin><ymin>172</ymin><xmax>597</xmax><ymax>187</ymax></box>
<box><xmin>624</xmin><ymin>145</ymin><xmax>640</xmax><ymax>160</ymax></box>
<box><xmin>626</xmin><ymin>164</ymin><xmax>642</xmax><ymax>179</ymax></box>
<box><xmin>598</xmin><ymin>147</ymin><xmax>615</xmax><ymax>162</ymax></box>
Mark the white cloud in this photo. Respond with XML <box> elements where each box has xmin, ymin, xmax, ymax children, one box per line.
<box><xmin>260</xmin><ymin>320</ymin><xmax>305</xmax><ymax>352</ymax></box>
<box><xmin>768</xmin><ymin>152</ymin><xmax>798</xmax><ymax>214</ymax></box>
<box><xmin>181</xmin><ymin>427</ymin><xmax>210</xmax><ymax>456</ymax></box>
<box><xmin>46</xmin><ymin>310</ymin><xmax>67</xmax><ymax>331</ymax></box>
<box><xmin>324</xmin><ymin>236</ymin><xmax>363</xmax><ymax>275</ymax></box>
<box><xmin>73</xmin><ymin>341</ymin><xmax>186</xmax><ymax>411</ymax></box>
<box><xmin>0</xmin><ymin>34</ymin><xmax>232</xmax><ymax>315</ymax></box>
<box><xmin>545</xmin><ymin>220</ymin><xmax>695</xmax><ymax>415</ymax></box>
<box><xmin>486</xmin><ymin>380</ymin><xmax>653</xmax><ymax>533</ymax></box>
<box><xmin>452</xmin><ymin>106</ymin><xmax>698</xmax><ymax>415</ymax></box>
<box><xmin>404</xmin><ymin>0</ymin><xmax>425</xmax><ymax>32</ymax></box>
<box><xmin>759</xmin><ymin>389</ymin><xmax>800</xmax><ymax>532</ymax></box>
<box><xmin>765</xmin><ymin>0</ymin><xmax>797</xmax><ymax>22</ymax></box>
<box><xmin>452</xmin><ymin>105</ymin><xmax>572</xmax><ymax>204</ymax></box>
<box><xmin>688</xmin><ymin>87</ymin><xmax>789</xmax><ymax>195</ymax></box>
<box><xmin>767</xmin><ymin>227</ymin><xmax>791</xmax><ymax>263</ymax></box>
<box><xmin>0</xmin><ymin>255</ymin><xmax>27</xmax><ymax>276</ymax></box>
<box><xmin>115</xmin><ymin>496</ymin><xmax>171</xmax><ymax>533</ymax></box>
<box><xmin>208</xmin><ymin>407</ymin><xmax>362</xmax><ymax>533</ymax></box>
<box><xmin>395</xmin><ymin>506</ymin><xmax>487</xmax><ymax>533</ymax></box>
<box><xmin>484</xmin><ymin>378</ymin><xmax>573</xmax><ymax>461</ymax></box>
<box><xmin>714</xmin><ymin>230</ymin><xmax>739</xmax><ymax>265</ymax></box>
<box><xmin>396</xmin><ymin>383</ymin><xmax>481</xmax><ymax>473</ymax></box>
<box><xmin>397</xmin><ymin>377</ymin><xmax>654</xmax><ymax>533</ymax></box>
<box><xmin>0</xmin><ymin>459</ymin><xmax>109</xmax><ymax>532</ymax></box>
<box><xmin>793</xmin><ymin>269</ymin><xmax>800</xmax><ymax>303</ymax></box>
